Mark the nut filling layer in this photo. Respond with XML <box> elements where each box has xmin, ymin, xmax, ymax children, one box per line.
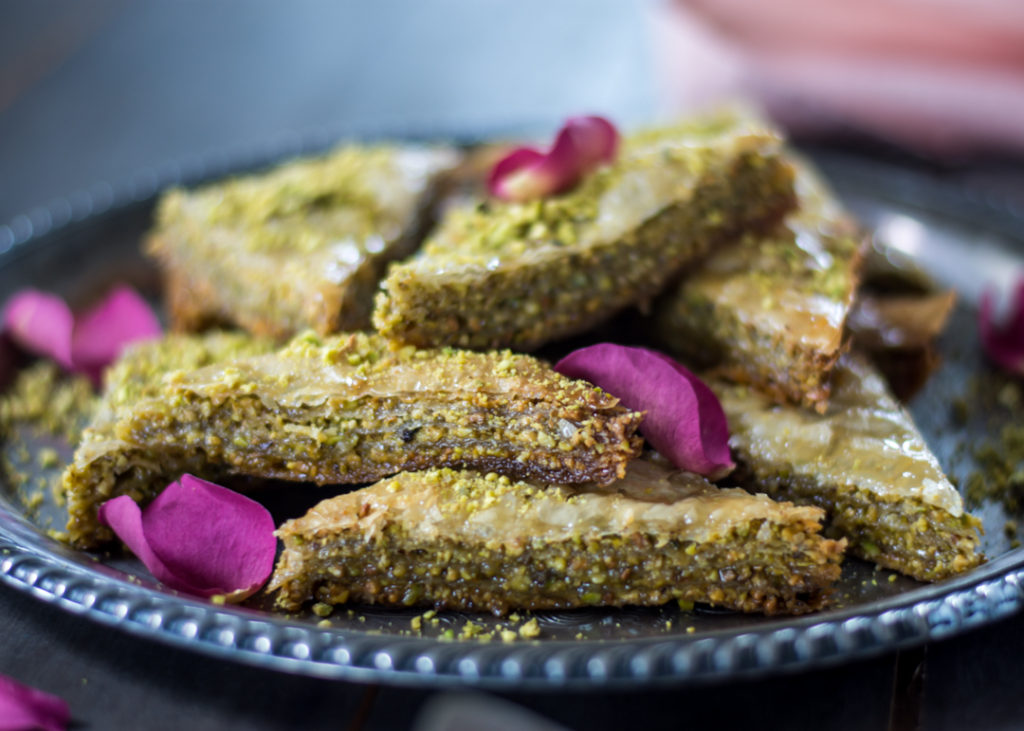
<box><xmin>65</xmin><ymin>332</ymin><xmax>643</xmax><ymax>548</ymax></box>
<box><xmin>271</xmin><ymin>463</ymin><xmax>845</xmax><ymax>615</ymax></box>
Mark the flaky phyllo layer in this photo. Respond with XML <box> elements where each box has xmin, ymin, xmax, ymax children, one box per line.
<box><xmin>149</xmin><ymin>143</ymin><xmax>460</xmax><ymax>337</ymax></box>
<box><xmin>713</xmin><ymin>354</ymin><xmax>982</xmax><ymax>581</ymax></box>
<box><xmin>64</xmin><ymin>332</ymin><xmax>642</xmax><ymax>547</ymax></box>
<box><xmin>271</xmin><ymin>460</ymin><xmax>844</xmax><ymax>615</ymax></box>
<box><xmin>374</xmin><ymin>112</ymin><xmax>797</xmax><ymax>351</ymax></box>
<box><xmin>654</xmin><ymin>160</ymin><xmax>865</xmax><ymax>412</ymax></box>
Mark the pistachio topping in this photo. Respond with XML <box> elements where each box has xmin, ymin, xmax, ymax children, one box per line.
<box><xmin>374</xmin><ymin>111</ymin><xmax>796</xmax><ymax>350</ymax></box>
<box><xmin>652</xmin><ymin>158</ymin><xmax>865</xmax><ymax>411</ymax></box>
<box><xmin>149</xmin><ymin>143</ymin><xmax>459</xmax><ymax>337</ymax></box>
<box><xmin>270</xmin><ymin>460</ymin><xmax>843</xmax><ymax>615</ymax></box>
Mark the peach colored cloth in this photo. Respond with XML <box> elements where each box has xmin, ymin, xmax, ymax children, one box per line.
<box><xmin>649</xmin><ymin>0</ymin><xmax>1024</xmax><ymax>154</ymax></box>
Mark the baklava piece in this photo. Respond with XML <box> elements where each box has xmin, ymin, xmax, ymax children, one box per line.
<box><xmin>68</xmin><ymin>332</ymin><xmax>642</xmax><ymax>548</ymax></box>
<box><xmin>271</xmin><ymin>460</ymin><xmax>844</xmax><ymax>615</ymax></box>
<box><xmin>653</xmin><ymin>162</ymin><xmax>866</xmax><ymax>412</ymax></box>
<box><xmin>713</xmin><ymin>354</ymin><xmax>983</xmax><ymax>581</ymax></box>
<box><xmin>147</xmin><ymin>143</ymin><xmax>460</xmax><ymax>338</ymax></box>
<box><xmin>64</xmin><ymin>331</ymin><xmax>274</xmax><ymax>548</ymax></box>
<box><xmin>374</xmin><ymin>113</ymin><xmax>796</xmax><ymax>351</ymax></box>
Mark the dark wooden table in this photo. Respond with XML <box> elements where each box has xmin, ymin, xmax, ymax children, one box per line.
<box><xmin>3</xmin><ymin>3</ymin><xmax>1024</xmax><ymax>729</ymax></box>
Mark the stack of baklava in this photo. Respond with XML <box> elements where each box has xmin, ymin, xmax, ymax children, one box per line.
<box><xmin>61</xmin><ymin>110</ymin><xmax>982</xmax><ymax>618</ymax></box>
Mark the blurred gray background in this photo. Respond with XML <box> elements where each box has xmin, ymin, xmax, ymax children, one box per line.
<box><xmin>0</xmin><ymin>0</ymin><xmax>657</xmax><ymax>224</ymax></box>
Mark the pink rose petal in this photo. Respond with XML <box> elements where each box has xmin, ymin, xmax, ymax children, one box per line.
<box><xmin>555</xmin><ymin>344</ymin><xmax>735</xmax><ymax>479</ymax></box>
<box><xmin>0</xmin><ymin>673</ymin><xmax>68</xmax><ymax>731</ymax></box>
<box><xmin>555</xmin><ymin>115</ymin><xmax>619</xmax><ymax>170</ymax></box>
<box><xmin>1</xmin><ymin>285</ymin><xmax>161</xmax><ymax>385</ymax></box>
<box><xmin>98</xmin><ymin>475</ymin><xmax>277</xmax><ymax>601</ymax></box>
<box><xmin>979</xmin><ymin>279</ymin><xmax>1024</xmax><ymax>375</ymax></box>
<box><xmin>71</xmin><ymin>285</ymin><xmax>161</xmax><ymax>380</ymax></box>
<box><xmin>488</xmin><ymin>148</ymin><xmax>549</xmax><ymax>201</ymax></box>
<box><xmin>488</xmin><ymin>116</ymin><xmax>620</xmax><ymax>201</ymax></box>
<box><xmin>1</xmin><ymin>291</ymin><xmax>74</xmax><ymax>370</ymax></box>
<box><xmin>96</xmin><ymin>495</ymin><xmax>179</xmax><ymax>588</ymax></box>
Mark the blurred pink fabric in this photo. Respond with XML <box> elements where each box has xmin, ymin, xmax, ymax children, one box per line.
<box><xmin>649</xmin><ymin>0</ymin><xmax>1024</xmax><ymax>155</ymax></box>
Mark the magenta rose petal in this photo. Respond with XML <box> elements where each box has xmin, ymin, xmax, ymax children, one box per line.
<box><xmin>555</xmin><ymin>344</ymin><xmax>735</xmax><ymax>479</ymax></box>
<box><xmin>96</xmin><ymin>495</ymin><xmax>182</xmax><ymax>588</ymax></box>
<box><xmin>143</xmin><ymin>475</ymin><xmax>277</xmax><ymax>600</ymax></box>
<box><xmin>488</xmin><ymin>115</ymin><xmax>620</xmax><ymax>201</ymax></box>
<box><xmin>2</xmin><ymin>285</ymin><xmax>161</xmax><ymax>384</ymax></box>
<box><xmin>71</xmin><ymin>285</ymin><xmax>161</xmax><ymax>380</ymax></box>
<box><xmin>1</xmin><ymin>290</ymin><xmax>74</xmax><ymax>370</ymax></box>
<box><xmin>554</xmin><ymin>115</ymin><xmax>619</xmax><ymax>171</ymax></box>
<box><xmin>98</xmin><ymin>475</ymin><xmax>277</xmax><ymax>601</ymax></box>
<box><xmin>0</xmin><ymin>673</ymin><xmax>69</xmax><ymax>731</ymax></box>
<box><xmin>979</xmin><ymin>279</ymin><xmax>1024</xmax><ymax>375</ymax></box>
<box><xmin>487</xmin><ymin>147</ymin><xmax>548</xmax><ymax>200</ymax></box>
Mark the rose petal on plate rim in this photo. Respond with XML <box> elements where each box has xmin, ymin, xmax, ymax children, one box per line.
<box><xmin>1</xmin><ymin>285</ymin><xmax>162</xmax><ymax>385</ymax></box>
<box><xmin>555</xmin><ymin>343</ymin><xmax>734</xmax><ymax>479</ymax></box>
<box><xmin>96</xmin><ymin>495</ymin><xmax>187</xmax><ymax>591</ymax></box>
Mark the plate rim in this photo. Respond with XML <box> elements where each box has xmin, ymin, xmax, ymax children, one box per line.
<box><xmin>1</xmin><ymin>142</ymin><xmax>1023</xmax><ymax>689</ymax></box>
<box><xmin>3</xmin><ymin>518</ymin><xmax>1023</xmax><ymax>690</ymax></box>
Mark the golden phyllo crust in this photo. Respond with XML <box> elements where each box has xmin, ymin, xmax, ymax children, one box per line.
<box><xmin>713</xmin><ymin>354</ymin><xmax>983</xmax><ymax>581</ymax></box>
<box><xmin>271</xmin><ymin>460</ymin><xmax>845</xmax><ymax>615</ymax></box>
<box><xmin>148</xmin><ymin>143</ymin><xmax>460</xmax><ymax>338</ymax></box>
<box><xmin>65</xmin><ymin>332</ymin><xmax>643</xmax><ymax>547</ymax></box>
<box><xmin>653</xmin><ymin>160</ymin><xmax>866</xmax><ymax>412</ymax></box>
<box><xmin>63</xmin><ymin>331</ymin><xmax>275</xmax><ymax>548</ymax></box>
<box><xmin>374</xmin><ymin>112</ymin><xmax>796</xmax><ymax>351</ymax></box>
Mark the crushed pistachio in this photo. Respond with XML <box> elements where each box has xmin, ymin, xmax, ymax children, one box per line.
<box><xmin>965</xmin><ymin>421</ymin><xmax>1024</xmax><ymax>514</ymax></box>
<box><xmin>37</xmin><ymin>447</ymin><xmax>60</xmax><ymax>469</ymax></box>
<box><xmin>0</xmin><ymin>362</ymin><xmax>96</xmax><ymax>443</ymax></box>
<box><xmin>375</xmin><ymin>115</ymin><xmax>794</xmax><ymax>352</ymax></box>
<box><xmin>518</xmin><ymin>618</ymin><xmax>540</xmax><ymax>639</ymax></box>
<box><xmin>176</xmin><ymin>146</ymin><xmax>401</xmax><ymax>254</ymax></box>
